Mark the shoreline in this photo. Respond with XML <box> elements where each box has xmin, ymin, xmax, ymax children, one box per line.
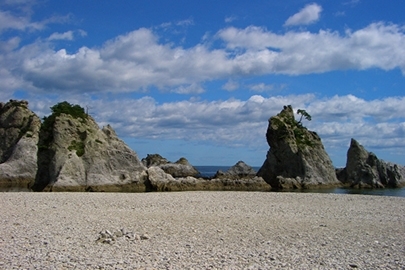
<box><xmin>1</xmin><ymin>191</ymin><xmax>405</xmax><ymax>269</ymax></box>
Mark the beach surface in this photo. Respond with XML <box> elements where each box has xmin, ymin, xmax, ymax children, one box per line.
<box><xmin>1</xmin><ymin>191</ymin><xmax>404</xmax><ymax>269</ymax></box>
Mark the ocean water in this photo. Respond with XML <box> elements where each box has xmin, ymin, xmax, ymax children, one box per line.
<box><xmin>195</xmin><ymin>166</ymin><xmax>405</xmax><ymax>198</ymax></box>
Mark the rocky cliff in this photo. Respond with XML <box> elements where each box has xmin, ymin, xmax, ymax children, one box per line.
<box><xmin>336</xmin><ymin>139</ymin><xmax>405</xmax><ymax>188</ymax></box>
<box><xmin>0</xmin><ymin>100</ymin><xmax>41</xmax><ymax>189</ymax></box>
<box><xmin>31</xmin><ymin>102</ymin><xmax>147</xmax><ymax>191</ymax></box>
<box><xmin>257</xmin><ymin>105</ymin><xmax>341</xmax><ymax>190</ymax></box>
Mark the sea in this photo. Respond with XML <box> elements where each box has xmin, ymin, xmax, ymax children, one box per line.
<box><xmin>195</xmin><ymin>166</ymin><xmax>405</xmax><ymax>198</ymax></box>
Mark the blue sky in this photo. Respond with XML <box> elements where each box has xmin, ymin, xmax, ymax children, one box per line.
<box><xmin>1</xmin><ymin>0</ymin><xmax>404</xmax><ymax>167</ymax></box>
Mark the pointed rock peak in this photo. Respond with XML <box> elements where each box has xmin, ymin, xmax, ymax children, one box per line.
<box><xmin>175</xmin><ymin>157</ymin><xmax>190</xmax><ymax>165</ymax></box>
<box><xmin>350</xmin><ymin>138</ymin><xmax>361</xmax><ymax>148</ymax></box>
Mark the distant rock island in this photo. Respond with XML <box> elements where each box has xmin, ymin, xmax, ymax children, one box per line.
<box><xmin>1</xmin><ymin>100</ymin><xmax>404</xmax><ymax>191</ymax></box>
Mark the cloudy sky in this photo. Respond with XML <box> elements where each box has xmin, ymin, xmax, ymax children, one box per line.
<box><xmin>1</xmin><ymin>0</ymin><xmax>404</xmax><ymax>167</ymax></box>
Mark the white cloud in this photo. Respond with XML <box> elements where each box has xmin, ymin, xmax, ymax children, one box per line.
<box><xmin>284</xmin><ymin>3</ymin><xmax>322</xmax><ymax>26</ymax></box>
<box><xmin>249</xmin><ymin>83</ymin><xmax>274</xmax><ymax>92</ymax></box>
<box><xmin>176</xmin><ymin>18</ymin><xmax>194</xmax><ymax>26</ymax></box>
<box><xmin>0</xmin><ymin>9</ymin><xmax>31</xmax><ymax>32</ymax></box>
<box><xmin>1</xmin><ymin>22</ymin><xmax>405</xmax><ymax>94</ymax></box>
<box><xmin>218</xmin><ymin>23</ymin><xmax>405</xmax><ymax>75</ymax></box>
<box><xmin>172</xmin><ymin>83</ymin><xmax>205</xmax><ymax>94</ymax></box>
<box><xmin>48</xmin><ymin>31</ymin><xmax>74</xmax><ymax>41</ymax></box>
<box><xmin>0</xmin><ymin>8</ymin><xmax>71</xmax><ymax>33</ymax></box>
<box><xmin>225</xmin><ymin>16</ymin><xmax>237</xmax><ymax>23</ymax></box>
<box><xmin>222</xmin><ymin>80</ymin><xmax>239</xmax><ymax>91</ymax></box>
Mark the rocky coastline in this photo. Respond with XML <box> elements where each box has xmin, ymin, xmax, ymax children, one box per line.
<box><xmin>1</xmin><ymin>100</ymin><xmax>404</xmax><ymax>192</ymax></box>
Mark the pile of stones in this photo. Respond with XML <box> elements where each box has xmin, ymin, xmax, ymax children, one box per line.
<box><xmin>96</xmin><ymin>228</ymin><xmax>150</xmax><ymax>244</ymax></box>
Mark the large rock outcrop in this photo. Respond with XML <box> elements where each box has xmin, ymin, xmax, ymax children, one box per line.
<box><xmin>0</xmin><ymin>100</ymin><xmax>41</xmax><ymax>189</ymax></box>
<box><xmin>257</xmin><ymin>105</ymin><xmax>340</xmax><ymax>190</ymax></box>
<box><xmin>336</xmin><ymin>139</ymin><xmax>405</xmax><ymax>188</ymax></box>
<box><xmin>31</xmin><ymin>104</ymin><xmax>147</xmax><ymax>192</ymax></box>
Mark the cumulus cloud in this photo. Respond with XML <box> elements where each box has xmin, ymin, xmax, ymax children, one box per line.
<box><xmin>218</xmin><ymin>23</ymin><xmax>405</xmax><ymax>74</ymax></box>
<box><xmin>1</xmin><ymin>18</ymin><xmax>405</xmax><ymax>94</ymax></box>
<box><xmin>284</xmin><ymin>3</ymin><xmax>322</xmax><ymax>26</ymax></box>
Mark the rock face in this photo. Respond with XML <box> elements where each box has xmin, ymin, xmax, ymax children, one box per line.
<box><xmin>257</xmin><ymin>105</ymin><xmax>340</xmax><ymax>190</ymax></box>
<box><xmin>142</xmin><ymin>154</ymin><xmax>199</xmax><ymax>178</ymax></box>
<box><xmin>31</xmin><ymin>108</ymin><xmax>147</xmax><ymax>192</ymax></box>
<box><xmin>214</xmin><ymin>161</ymin><xmax>257</xmax><ymax>179</ymax></box>
<box><xmin>336</xmin><ymin>139</ymin><xmax>405</xmax><ymax>188</ymax></box>
<box><xmin>0</xmin><ymin>100</ymin><xmax>41</xmax><ymax>188</ymax></box>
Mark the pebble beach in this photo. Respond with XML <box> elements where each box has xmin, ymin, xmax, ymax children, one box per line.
<box><xmin>1</xmin><ymin>191</ymin><xmax>405</xmax><ymax>269</ymax></box>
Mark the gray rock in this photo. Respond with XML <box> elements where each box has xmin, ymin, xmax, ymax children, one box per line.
<box><xmin>32</xmin><ymin>109</ymin><xmax>147</xmax><ymax>192</ymax></box>
<box><xmin>142</xmin><ymin>153</ymin><xmax>169</xmax><ymax>167</ymax></box>
<box><xmin>337</xmin><ymin>138</ymin><xmax>405</xmax><ymax>188</ymax></box>
<box><xmin>146</xmin><ymin>166</ymin><xmax>178</xmax><ymax>191</ymax></box>
<box><xmin>143</xmin><ymin>154</ymin><xmax>199</xmax><ymax>177</ymax></box>
<box><xmin>214</xmin><ymin>161</ymin><xmax>257</xmax><ymax>179</ymax></box>
<box><xmin>0</xmin><ymin>100</ymin><xmax>41</xmax><ymax>188</ymax></box>
<box><xmin>257</xmin><ymin>105</ymin><xmax>340</xmax><ymax>190</ymax></box>
<box><xmin>146</xmin><ymin>166</ymin><xmax>269</xmax><ymax>191</ymax></box>
<box><xmin>160</xmin><ymin>157</ymin><xmax>199</xmax><ymax>177</ymax></box>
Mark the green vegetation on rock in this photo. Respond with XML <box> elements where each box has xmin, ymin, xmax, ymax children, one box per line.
<box><xmin>271</xmin><ymin>106</ymin><xmax>314</xmax><ymax>149</ymax></box>
<box><xmin>40</xmin><ymin>101</ymin><xmax>88</xmax><ymax>148</ymax></box>
<box><xmin>68</xmin><ymin>140</ymin><xmax>85</xmax><ymax>157</ymax></box>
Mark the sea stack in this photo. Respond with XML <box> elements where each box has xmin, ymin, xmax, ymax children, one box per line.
<box><xmin>257</xmin><ymin>105</ymin><xmax>340</xmax><ymax>190</ymax></box>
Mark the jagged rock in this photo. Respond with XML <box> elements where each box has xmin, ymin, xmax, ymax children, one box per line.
<box><xmin>257</xmin><ymin>105</ymin><xmax>340</xmax><ymax>190</ymax></box>
<box><xmin>0</xmin><ymin>100</ymin><xmax>41</xmax><ymax>188</ymax></box>
<box><xmin>142</xmin><ymin>153</ymin><xmax>169</xmax><ymax>167</ymax></box>
<box><xmin>143</xmin><ymin>155</ymin><xmax>199</xmax><ymax>177</ymax></box>
<box><xmin>31</xmin><ymin>106</ymin><xmax>147</xmax><ymax>192</ymax></box>
<box><xmin>214</xmin><ymin>161</ymin><xmax>257</xmax><ymax>179</ymax></box>
<box><xmin>337</xmin><ymin>139</ymin><xmax>405</xmax><ymax>188</ymax></box>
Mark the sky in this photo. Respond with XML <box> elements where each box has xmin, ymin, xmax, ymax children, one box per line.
<box><xmin>1</xmin><ymin>0</ymin><xmax>404</xmax><ymax>167</ymax></box>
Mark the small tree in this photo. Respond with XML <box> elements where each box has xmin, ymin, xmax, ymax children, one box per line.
<box><xmin>296</xmin><ymin>109</ymin><xmax>312</xmax><ymax>125</ymax></box>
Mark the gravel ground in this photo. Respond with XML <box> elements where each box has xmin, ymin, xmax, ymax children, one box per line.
<box><xmin>1</xmin><ymin>191</ymin><xmax>404</xmax><ymax>269</ymax></box>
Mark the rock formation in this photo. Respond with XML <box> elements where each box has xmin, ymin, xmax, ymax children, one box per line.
<box><xmin>336</xmin><ymin>139</ymin><xmax>405</xmax><ymax>188</ymax></box>
<box><xmin>0</xmin><ymin>100</ymin><xmax>41</xmax><ymax>189</ymax></box>
<box><xmin>145</xmin><ymin>165</ymin><xmax>269</xmax><ymax>191</ymax></box>
<box><xmin>214</xmin><ymin>161</ymin><xmax>257</xmax><ymax>179</ymax></box>
<box><xmin>142</xmin><ymin>153</ymin><xmax>169</xmax><ymax>167</ymax></box>
<box><xmin>257</xmin><ymin>105</ymin><xmax>341</xmax><ymax>190</ymax></box>
<box><xmin>142</xmin><ymin>154</ymin><xmax>199</xmax><ymax>178</ymax></box>
<box><xmin>31</xmin><ymin>102</ymin><xmax>147</xmax><ymax>191</ymax></box>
